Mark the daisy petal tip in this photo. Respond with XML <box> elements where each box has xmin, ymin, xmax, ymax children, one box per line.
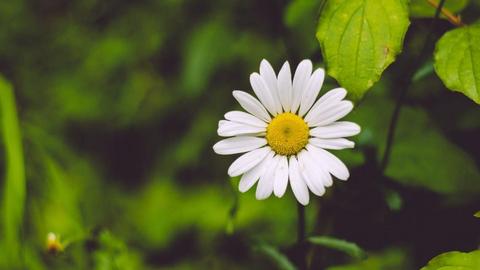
<box><xmin>298</xmin><ymin>197</ymin><xmax>309</xmax><ymax>206</ymax></box>
<box><xmin>316</xmin><ymin>67</ymin><xmax>325</xmax><ymax>75</ymax></box>
<box><xmin>300</xmin><ymin>59</ymin><xmax>312</xmax><ymax>66</ymax></box>
<box><xmin>338</xmin><ymin>173</ymin><xmax>350</xmax><ymax>181</ymax></box>
<box><xmin>227</xmin><ymin>169</ymin><xmax>237</xmax><ymax>178</ymax></box>
<box><xmin>255</xmin><ymin>193</ymin><xmax>268</xmax><ymax>200</ymax></box>
<box><xmin>354</xmin><ymin>123</ymin><xmax>362</xmax><ymax>134</ymax></box>
<box><xmin>212</xmin><ymin>143</ymin><xmax>220</xmax><ymax>154</ymax></box>
<box><xmin>238</xmin><ymin>186</ymin><xmax>249</xmax><ymax>193</ymax></box>
<box><xmin>232</xmin><ymin>90</ymin><xmax>242</xmax><ymax>98</ymax></box>
<box><xmin>273</xmin><ymin>188</ymin><xmax>285</xmax><ymax>198</ymax></box>
<box><xmin>249</xmin><ymin>72</ymin><xmax>259</xmax><ymax>81</ymax></box>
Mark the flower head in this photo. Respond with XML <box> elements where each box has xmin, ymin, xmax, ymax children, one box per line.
<box><xmin>213</xmin><ymin>59</ymin><xmax>360</xmax><ymax>205</ymax></box>
<box><xmin>46</xmin><ymin>232</ymin><xmax>64</xmax><ymax>254</ymax></box>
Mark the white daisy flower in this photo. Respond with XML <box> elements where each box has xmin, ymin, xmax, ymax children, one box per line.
<box><xmin>213</xmin><ymin>59</ymin><xmax>360</xmax><ymax>205</ymax></box>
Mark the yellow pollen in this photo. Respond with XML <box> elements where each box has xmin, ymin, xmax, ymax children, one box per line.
<box><xmin>266</xmin><ymin>113</ymin><xmax>309</xmax><ymax>156</ymax></box>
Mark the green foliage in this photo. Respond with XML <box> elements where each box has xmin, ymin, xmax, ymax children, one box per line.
<box><xmin>284</xmin><ymin>0</ymin><xmax>324</xmax><ymax>55</ymax></box>
<box><xmin>350</xmin><ymin>91</ymin><xmax>480</xmax><ymax>196</ymax></box>
<box><xmin>327</xmin><ymin>249</ymin><xmax>411</xmax><ymax>270</ymax></box>
<box><xmin>385</xmin><ymin>107</ymin><xmax>480</xmax><ymax>196</ymax></box>
<box><xmin>32</xmin><ymin>157</ymin><xmax>85</xmax><ymax>244</ymax></box>
<box><xmin>410</xmin><ymin>0</ymin><xmax>469</xmax><ymax>18</ymax></box>
<box><xmin>475</xmin><ymin>211</ymin><xmax>480</xmax><ymax>218</ymax></box>
<box><xmin>308</xmin><ymin>236</ymin><xmax>367</xmax><ymax>260</ymax></box>
<box><xmin>0</xmin><ymin>76</ymin><xmax>26</xmax><ymax>267</ymax></box>
<box><xmin>94</xmin><ymin>231</ymin><xmax>142</xmax><ymax>270</ymax></box>
<box><xmin>384</xmin><ymin>189</ymin><xmax>403</xmax><ymax>211</ymax></box>
<box><xmin>420</xmin><ymin>250</ymin><xmax>480</xmax><ymax>270</ymax></box>
<box><xmin>0</xmin><ymin>0</ymin><xmax>480</xmax><ymax>269</ymax></box>
<box><xmin>254</xmin><ymin>242</ymin><xmax>296</xmax><ymax>270</ymax></box>
<box><xmin>182</xmin><ymin>20</ymin><xmax>234</xmax><ymax>96</ymax></box>
<box><xmin>316</xmin><ymin>0</ymin><xmax>410</xmax><ymax>100</ymax></box>
<box><xmin>434</xmin><ymin>22</ymin><xmax>480</xmax><ymax>104</ymax></box>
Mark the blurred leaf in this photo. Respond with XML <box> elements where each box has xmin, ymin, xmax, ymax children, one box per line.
<box><xmin>309</xmin><ymin>236</ymin><xmax>367</xmax><ymax>260</ymax></box>
<box><xmin>410</xmin><ymin>0</ymin><xmax>469</xmax><ymax>18</ymax></box>
<box><xmin>0</xmin><ymin>75</ymin><xmax>26</xmax><ymax>267</ymax></box>
<box><xmin>254</xmin><ymin>242</ymin><xmax>297</xmax><ymax>270</ymax></box>
<box><xmin>284</xmin><ymin>0</ymin><xmax>324</xmax><ymax>55</ymax></box>
<box><xmin>327</xmin><ymin>248</ymin><xmax>410</xmax><ymax>270</ymax></box>
<box><xmin>316</xmin><ymin>0</ymin><xmax>410</xmax><ymax>100</ymax></box>
<box><xmin>474</xmin><ymin>211</ymin><xmax>480</xmax><ymax>218</ymax></box>
<box><xmin>413</xmin><ymin>60</ymin><xmax>435</xmax><ymax>82</ymax></box>
<box><xmin>182</xmin><ymin>20</ymin><xmax>233</xmax><ymax>96</ymax></box>
<box><xmin>420</xmin><ymin>250</ymin><xmax>480</xmax><ymax>270</ymax></box>
<box><xmin>35</xmin><ymin>157</ymin><xmax>85</xmax><ymax>241</ymax></box>
<box><xmin>384</xmin><ymin>189</ymin><xmax>403</xmax><ymax>211</ymax></box>
<box><xmin>285</xmin><ymin>0</ymin><xmax>323</xmax><ymax>26</ymax></box>
<box><xmin>434</xmin><ymin>22</ymin><xmax>480</xmax><ymax>104</ymax></box>
<box><xmin>130</xmin><ymin>180</ymin><xmax>231</xmax><ymax>247</ymax></box>
<box><xmin>94</xmin><ymin>231</ymin><xmax>142</xmax><ymax>270</ymax></box>
<box><xmin>348</xmin><ymin>90</ymin><xmax>480</xmax><ymax>196</ymax></box>
<box><xmin>385</xmin><ymin>107</ymin><xmax>480</xmax><ymax>196</ymax></box>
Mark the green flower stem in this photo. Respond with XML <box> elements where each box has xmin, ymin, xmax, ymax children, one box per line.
<box><xmin>296</xmin><ymin>202</ymin><xmax>307</xmax><ymax>270</ymax></box>
<box><xmin>380</xmin><ymin>0</ymin><xmax>447</xmax><ymax>173</ymax></box>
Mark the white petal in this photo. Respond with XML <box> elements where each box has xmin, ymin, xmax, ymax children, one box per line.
<box><xmin>250</xmin><ymin>73</ymin><xmax>277</xmax><ymax>116</ymax></box>
<box><xmin>303</xmin><ymin>148</ymin><xmax>333</xmax><ymax>187</ymax></box>
<box><xmin>306</xmin><ymin>145</ymin><xmax>349</xmax><ymax>180</ymax></box>
<box><xmin>298</xmin><ymin>151</ymin><xmax>326</xmax><ymax>196</ymax></box>
<box><xmin>260</xmin><ymin>59</ymin><xmax>282</xmax><ymax>114</ymax></box>
<box><xmin>256</xmin><ymin>155</ymin><xmax>280</xmax><ymax>200</ymax></box>
<box><xmin>217</xmin><ymin>120</ymin><xmax>265</xmax><ymax>137</ymax></box>
<box><xmin>213</xmin><ymin>136</ymin><xmax>267</xmax><ymax>155</ymax></box>
<box><xmin>238</xmin><ymin>151</ymin><xmax>274</xmax><ymax>192</ymax></box>
<box><xmin>228</xmin><ymin>147</ymin><xmax>272</xmax><ymax>177</ymax></box>
<box><xmin>273</xmin><ymin>155</ymin><xmax>289</xmax><ymax>197</ymax></box>
<box><xmin>310</xmin><ymin>121</ymin><xmax>361</xmax><ymax>138</ymax></box>
<box><xmin>298</xmin><ymin>68</ymin><xmax>325</xmax><ymax>117</ymax></box>
<box><xmin>277</xmin><ymin>61</ymin><xmax>293</xmax><ymax>112</ymax></box>
<box><xmin>305</xmin><ymin>88</ymin><xmax>347</xmax><ymax>124</ymax></box>
<box><xmin>224</xmin><ymin>111</ymin><xmax>267</xmax><ymax>128</ymax></box>
<box><xmin>233</xmin><ymin>91</ymin><xmax>271</xmax><ymax>122</ymax></box>
<box><xmin>305</xmin><ymin>101</ymin><xmax>353</xmax><ymax>127</ymax></box>
<box><xmin>308</xmin><ymin>138</ymin><xmax>354</xmax><ymax>150</ymax></box>
<box><xmin>291</xmin><ymin>59</ymin><xmax>313</xmax><ymax>113</ymax></box>
<box><xmin>289</xmin><ymin>156</ymin><xmax>310</xmax><ymax>205</ymax></box>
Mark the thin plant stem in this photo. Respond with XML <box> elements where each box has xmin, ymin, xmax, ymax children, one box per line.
<box><xmin>297</xmin><ymin>202</ymin><xmax>306</xmax><ymax>244</ymax></box>
<box><xmin>427</xmin><ymin>0</ymin><xmax>465</xmax><ymax>27</ymax></box>
<box><xmin>380</xmin><ymin>0</ymin><xmax>447</xmax><ymax>172</ymax></box>
<box><xmin>297</xmin><ymin>202</ymin><xmax>307</xmax><ymax>270</ymax></box>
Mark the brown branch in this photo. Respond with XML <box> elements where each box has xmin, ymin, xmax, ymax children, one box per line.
<box><xmin>427</xmin><ymin>0</ymin><xmax>466</xmax><ymax>27</ymax></box>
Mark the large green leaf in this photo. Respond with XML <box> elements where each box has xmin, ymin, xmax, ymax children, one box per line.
<box><xmin>309</xmin><ymin>236</ymin><xmax>367</xmax><ymax>259</ymax></box>
<box><xmin>316</xmin><ymin>0</ymin><xmax>410</xmax><ymax>100</ymax></box>
<box><xmin>421</xmin><ymin>250</ymin><xmax>480</xmax><ymax>270</ymax></box>
<box><xmin>434</xmin><ymin>23</ymin><xmax>480</xmax><ymax>104</ymax></box>
<box><xmin>410</xmin><ymin>0</ymin><xmax>469</xmax><ymax>18</ymax></box>
<box><xmin>0</xmin><ymin>75</ymin><xmax>26</xmax><ymax>267</ymax></box>
<box><xmin>386</xmin><ymin>107</ymin><xmax>480</xmax><ymax>196</ymax></box>
<box><xmin>347</xmin><ymin>91</ymin><xmax>480</xmax><ymax>196</ymax></box>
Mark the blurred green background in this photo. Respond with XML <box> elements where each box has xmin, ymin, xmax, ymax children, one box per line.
<box><xmin>0</xmin><ymin>0</ymin><xmax>479</xmax><ymax>269</ymax></box>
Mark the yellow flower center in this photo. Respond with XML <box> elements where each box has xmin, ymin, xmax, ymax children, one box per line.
<box><xmin>266</xmin><ymin>113</ymin><xmax>309</xmax><ymax>156</ymax></box>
